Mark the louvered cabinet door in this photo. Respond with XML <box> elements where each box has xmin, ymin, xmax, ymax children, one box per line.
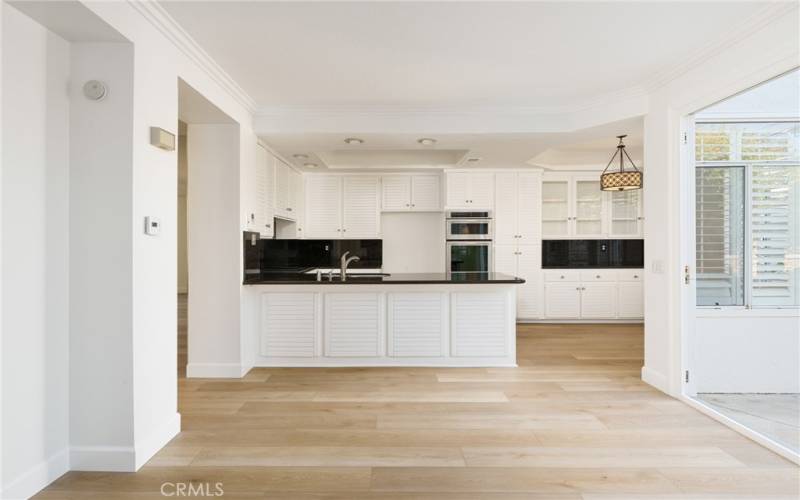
<box><xmin>304</xmin><ymin>176</ymin><xmax>342</xmax><ymax>238</ymax></box>
<box><xmin>255</xmin><ymin>145</ymin><xmax>274</xmax><ymax>238</ymax></box>
<box><xmin>261</xmin><ymin>293</ymin><xmax>318</xmax><ymax>357</ymax></box>
<box><xmin>544</xmin><ymin>283</ymin><xmax>581</xmax><ymax>319</ymax></box>
<box><xmin>410</xmin><ymin>175</ymin><xmax>441</xmax><ymax>211</ymax></box>
<box><xmin>494</xmin><ymin>172</ymin><xmax>519</xmax><ymax>245</ymax></box>
<box><xmin>516</xmin><ymin>245</ymin><xmax>542</xmax><ymax>319</ymax></box>
<box><xmin>451</xmin><ymin>292</ymin><xmax>509</xmax><ymax>357</ymax></box>
<box><xmin>274</xmin><ymin>159</ymin><xmax>290</xmax><ymax>218</ymax></box>
<box><xmin>382</xmin><ymin>176</ymin><xmax>411</xmax><ymax>211</ymax></box>
<box><xmin>468</xmin><ymin>173</ymin><xmax>495</xmax><ymax>209</ymax></box>
<box><xmin>342</xmin><ymin>176</ymin><xmax>380</xmax><ymax>238</ymax></box>
<box><xmin>517</xmin><ymin>172</ymin><xmax>542</xmax><ymax>242</ymax></box>
<box><xmin>324</xmin><ymin>293</ymin><xmax>383</xmax><ymax>357</ymax></box>
<box><xmin>387</xmin><ymin>293</ymin><xmax>447</xmax><ymax>357</ymax></box>
<box><xmin>446</xmin><ymin>172</ymin><xmax>469</xmax><ymax>207</ymax></box>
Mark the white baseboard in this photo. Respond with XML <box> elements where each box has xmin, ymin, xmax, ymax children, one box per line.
<box><xmin>0</xmin><ymin>448</ymin><xmax>69</xmax><ymax>500</ymax></box>
<box><xmin>70</xmin><ymin>445</ymin><xmax>136</xmax><ymax>472</ymax></box>
<box><xmin>186</xmin><ymin>362</ymin><xmax>243</xmax><ymax>378</ymax></box>
<box><xmin>518</xmin><ymin>319</ymin><xmax>644</xmax><ymax>324</ymax></box>
<box><xmin>641</xmin><ymin>365</ymin><xmax>669</xmax><ymax>394</ymax></box>
<box><xmin>135</xmin><ymin>412</ymin><xmax>181</xmax><ymax>469</ymax></box>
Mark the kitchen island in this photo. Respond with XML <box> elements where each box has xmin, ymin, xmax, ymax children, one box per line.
<box><xmin>242</xmin><ymin>272</ymin><xmax>524</xmax><ymax>367</ymax></box>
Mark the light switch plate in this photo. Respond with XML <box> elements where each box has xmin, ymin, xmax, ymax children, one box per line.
<box><xmin>145</xmin><ymin>216</ymin><xmax>161</xmax><ymax>236</ymax></box>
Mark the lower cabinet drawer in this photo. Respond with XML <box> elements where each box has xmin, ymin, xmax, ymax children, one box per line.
<box><xmin>580</xmin><ymin>270</ymin><xmax>617</xmax><ymax>282</ymax></box>
<box><xmin>618</xmin><ymin>269</ymin><xmax>644</xmax><ymax>281</ymax></box>
<box><xmin>543</xmin><ymin>270</ymin><xmax>581</xmax><ymax>282</ymax></box>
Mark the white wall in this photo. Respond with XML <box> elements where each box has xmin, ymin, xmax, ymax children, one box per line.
<box><xmin>186</xmin><ymin>124</ymin><xmax>243</xmax><ymax>378</ymax></box>
<box><xmin>1</xmin><ymin>4</ymin><xmax>71</xmax><ymax>496</ymax></box>
<box><xmin>68</xmin><ymin>41</ymin><xmax>137</xmax><ymax>471</ymax></box>
<box><xmin>381</xmin><ymin>212</ymin><xmax>445</xmax><ymax>273</ymax></box>
<box><xmin>642</xmin><ymin>6</ymin><xmax>799</xmax><ymax>395</ymax></box>
<box><xmin>694</xmin><ymin>314</ymin><xmax>800</xmax><ymax>393</ymax></box>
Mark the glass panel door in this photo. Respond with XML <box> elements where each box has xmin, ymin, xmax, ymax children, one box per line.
<box><xmin>611</xmin><ymin>189</ymin><xmax>641</xmax><ymax>236</ymax></box>
<box><xmin>448</xmin><ymin>243</ymin><xmax>491</xmax><ymax>273</ymax></box>
<box><xmin>574</xmin><ymin>180</ymin><xmax>603</xmax><ymax>236</ymax></box>
<box><xmin>542</xmin><ymin>181</ymin><xmax>569</xmax><ymax>236</ymax></box>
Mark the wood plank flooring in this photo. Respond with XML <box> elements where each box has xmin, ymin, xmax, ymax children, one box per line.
<box><xmin>35</xmin><ymin>301</ymin><xmax>799</xmax><ymax>499</ymax></box>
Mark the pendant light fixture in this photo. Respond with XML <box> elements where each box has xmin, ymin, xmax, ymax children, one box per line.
<box><xmin>600</xmin><ymin>135</ymin><xmax>642</xmax><ymax>191</ymax></box>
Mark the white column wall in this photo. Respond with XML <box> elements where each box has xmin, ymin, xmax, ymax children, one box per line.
<box><xmin>1</xmin><ymin>4</ymin><xmax>71</xmax><ymax>496</ymax></box>
<box><xmin>642</xmin><ymin>7</ymin><xmax>800</xmax><ymax>395</ymax></box>
<box><xmin>186</xmin><ymin>124</ymin><xmax>243</xmax><ymax>378</ymax></box>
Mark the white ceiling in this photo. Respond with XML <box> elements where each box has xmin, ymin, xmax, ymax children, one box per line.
<box><xmin>160</xmin><ymin>1</ymin><xmax>776</xmax><ymax>170</ymax></box>
<box><xmin>162</xmin><ymin>1</ymin><xmax>770</xmax><ymax>108</ymax></box>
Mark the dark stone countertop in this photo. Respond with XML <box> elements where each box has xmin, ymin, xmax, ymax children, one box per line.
<box><xmin>243</xmin><ymin>271</ymin><xmax>525</xmax><ymax>285</ymax></box>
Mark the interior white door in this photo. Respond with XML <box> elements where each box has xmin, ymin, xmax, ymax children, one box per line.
<box><xmin>516</xmin><ymin>246</ymin><xmax>541</xmax><ymax>319</ymax></box>
<box><xmin>446</xmin><ymin>172</ymin><xmax>469</xmax><ymax>207</ymax></box>
<box><xmin>342</xmin><ymin>176</ymin><xmax>380</xmax><ymax>238</ymax></box>
<box><xmin>382</xmin><ymin>176</ymin><xmax>411</xmax><ymax>211</ymax></box>
<box><xmin>618</xmin><ymin>281</ymin><xmax>644</xmax><ymax>318</ymax></box>
<box><xmin>494</xmin><ymin>172</ymin><xmax>519</xmax><ymax>245</ymax></box>
<box><xmin>304</xmin><ymin>176</ymin><xmax>342</xmax><ymax>238</ymax></box>
<box><xmin>468</xmin><ymin>173</ymin><xmax>495</xmax><ymax>209</ymax></box>
<box><xmin>544</xmin><ymin>283</ymin><xmax>581</xmax><ymax>318</ymax></box>
<box><xmin>517</xmin><ymin>172</ymin><xmax>541</xmax><ymax>243</ymax></box>
<box><xmin>580</xmin><ymin>282</ymin><xmax>617</xmax><ymax>319</ymax></box>
<box><xmin>411</xmin><ymin>175</ymin><xmax>441</xmax><ymax>211</ymax></box>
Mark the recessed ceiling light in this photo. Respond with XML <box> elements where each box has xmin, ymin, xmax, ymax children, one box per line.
<box><xmin>293</xmin><ymin>153</ymin><xmax>309</xmax><ymax>160</ymax></box>
<box><xmin>304</xmin><ymin>162</ymin><xmax>318</xmax><ymax>168</ymax></box>
<box><xmin>344</xmin><ymin>137</ymin><xmax>364</xmax><ymax>145</ymax></box>
<box><xmin>417</xmin><ymin>138</ymin><xmax>437</xmax><ymax>146</ymax></box>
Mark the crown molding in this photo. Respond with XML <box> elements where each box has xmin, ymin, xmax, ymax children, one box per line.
<box><xmin>642</xmin><ymin>2</ymin><xmax>799</xmax><ymax>93</ymax></box>
<box><xmin>127</xmin><ymin>0</ymin><xmax>257</xmax><ymax>114</ymax></box>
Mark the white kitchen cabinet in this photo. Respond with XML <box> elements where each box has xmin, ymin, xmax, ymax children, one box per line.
<box><xmin>580</xmin><ymin>282</ymin><xmax>617</xmax><ymax>319</ymax></box>
<box><xmin>304</xmin><ymin>175</ymin><xmax>380</xmax><ymax>238</ymax></box>
<box><xmin>495</xmin><ymin>171</ymin><xmax>541</xmax><ymax>245</ymax></box>
<box><xmin>324</xmin><ymin>293</ymin><xmax>383</xmax><ymax>357</ymax></box>
<box><xmin>290</xmin><ymin>169</ymin><xmax>304</xmax><ymax>236</ymax></box>
<box><xmin>451</xmin><ymin>292</ymin><xmax>509</xmax><ymax>357</ymax></box>
<box><xmin>544</xmin><ymin>283</ymin><xmax>582</xmax><ymax>318</ymax></box>
<box><xmin>542</xmin><ymin>268</ymin><xmax>644</xmax><ymax>320</ymax></box>
<box><xmin>260</xmin><ymin>293</ymin><xmax>318</xmax><ymax>357</ymax></box>
<box><xmin>381</xmin><ymin>175</ymin><xmax>441</xmax><ymax>212</ymax></box>
<box><xmin>618</xmin><ymin>279</ymin><xmax>644</xmax><ymax>318</ymax></box>
<box><xmin>342</xmin><ymin>176</ymin><xmax>380</xmax><ymax>237</ymax></box>
<box><xmin>494</xmin><ymin>244</ymin><xmax>542</xmax><ymax>319</ymax></box>
<box><xmin>542</xmin><ymin>172</ymin><xmax>642</xmax><ymax>238</ymax></box>
<box><xmin>445</xmin><ymin>172</ymin><xmax>494</xmax><ymax>209</ymax></box>
<box><xmin>387</xmin><ymin>292</ymin><xmax>447</xmax><ymax>357</ymax></box>
<box><xmin>252</xmin><ymin>144</ymin><xmax>274</xmax><ymax>238</ymax></box>
<box><xmin>275</xmin><ymin>158</ymin><xmax>290</xmax><ymax>218</ymax></box>
<box><xmin>610</xmin><ymin>189</ymin><xmax>643</xmax><ymax>237</ymax></box>
<box><xmin>304</xmin><ymin>176</ymin><xmax>342</xmax><ymax>238</ymax></box>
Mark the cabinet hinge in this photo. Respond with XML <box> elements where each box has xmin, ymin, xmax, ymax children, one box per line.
<box><xmin>685</xmin><ymin>370</ymin><xmax>690</xmax><ymax>383</ymax></box>
<box><xmin>682</xmin><ymin>132</ymin><xmax>688</xmax><ymax>145</ymax></box>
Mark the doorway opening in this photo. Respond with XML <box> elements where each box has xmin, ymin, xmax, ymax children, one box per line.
<box><xmin>683</xmin><ymin>69</ymin><xmax>800</xmax><ymax>460</ymax></box>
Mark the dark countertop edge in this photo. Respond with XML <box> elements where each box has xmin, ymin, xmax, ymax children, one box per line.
<box><xmin>243</xmin><ymin>278</ymin><xmax>525</xmax><ymax>285</ymax></box>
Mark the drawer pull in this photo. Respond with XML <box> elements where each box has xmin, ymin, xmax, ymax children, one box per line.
<box><xmin>634</xmin><ymin>275</ymin><xmax>639</xmax><ymax>278</ymax></box>
<box><xmin>596</xmin><ymin>275</ymin><xmax>601</xmax><ymax>279</ymax></box>
<box><xmin>560</xmin><ymin>275</ymin><xmax>565</xmax><ymax>279</ymax></box>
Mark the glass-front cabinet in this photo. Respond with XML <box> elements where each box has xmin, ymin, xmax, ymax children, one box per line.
<box><xmin>541</xmin><ymin>173</ymin><xmax>642</xmax><ymax>238</ymax></box>
<box><xmin>541</xmin><ymin>180</ymin><xmax>570</xmax><ymax>236</ymax></box>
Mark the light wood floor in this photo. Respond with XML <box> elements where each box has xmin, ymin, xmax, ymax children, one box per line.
<box><xmin>35</xmin><ymin>297</ymin><xmax>799</xmax><ymax>499</ymax></box>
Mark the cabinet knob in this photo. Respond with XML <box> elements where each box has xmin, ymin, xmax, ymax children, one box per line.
<box><xmin>634</xmin><ymin>275</ymin><xmax>639</xmax><ymax>278</ymax></box>
<box><xmin>576</xmin><ymin>287</ymin><xmax>581</xmax><ymax>291</ymax></box>
<box><xmin>406</xmin><ymin>203</ymin><xmax>410</xmax><ymax>207</ymax></box>
<box><xmin>287</xmin><ymin>207</ymin><xmax>292</xmax><ymax>212</ymax></box>
<box><xmin>337</xmin><ymin>229</ymin><xmax>341</xmax><ymax>232</ymax></box>
<box><xmin>265</xmin><ymin>224</ymin><xmax>271</xmax><ymax>228</ymax></box>
<box><xmin>560</xmin><ymin>275</ymin><xmax>565</xmax><ymax>279</ymax></box>
<box><xmin>342</xmin><ymin>228</ymin><xmax>347</xmax><ymax>232</ymax></box>
<box><xmin>596</xmin><ymin>275</ymin><xmax>601</xmax><ymax>279</ymax></box>
<box><xmin>411</xmin><ymin>204</ymin><xmax>415</xmax><ymax>207</ymax></box>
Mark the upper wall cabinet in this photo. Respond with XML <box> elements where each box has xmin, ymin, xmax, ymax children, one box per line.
<box><xmin>381</xmin><ymin>175</ymin><xmax>441</xmax><ymax>212</ymax></box>
<box><xmin>542</xmin><ymin>173</ymin><xmax>642</xmax><ymax>239</ymax></box>
<box><xmin>251</xmin><ymin>144</ymin><xmax>275</xmax><ymax>238</ymax></box>
<box><xmin>445</xmin><ymin>172</ymin><xmax>495</xmax><ymax>209</ymax></box>
<box><xmin>305</xmin><ymin>175</ymin><xmax>380</xmax><ymax>239</ymax></box>
<box><xmin>494</xmin><ymin>171</ymin><xmax>542</xmax><ymax>245</ymax></box>
<box><xmin>275</xmin><ymin>158</ymin><xmax>301</xmax><ymax>220</ymax></box>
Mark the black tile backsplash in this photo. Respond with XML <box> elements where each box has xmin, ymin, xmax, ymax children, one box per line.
<box><xmin>542</xmin><ymin>239</ymin><xmax>643</xmax><ymax>269</ymax></box>
<box><xmin>243</xmin><ymin>232</ymin><xmax>382</xmax><ymax>278</ymax></box>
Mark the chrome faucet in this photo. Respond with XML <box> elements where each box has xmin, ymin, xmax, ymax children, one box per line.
<box><xmin>339</xmin><ymin>251</ymin><xmax>360</xmax><ymax>281</ymax></box>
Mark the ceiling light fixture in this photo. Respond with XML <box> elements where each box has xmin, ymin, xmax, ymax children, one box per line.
<box><xmin>304</xmin><ymin>162</ymin><xmax>318</xmax><ymax>168</ymax></box>
<box><xmin>293</xmin><ymin>154</ymin><xmax>309</xmax><ymax>160</ymax></box>
<box><xmin>344</xmin><ymin>137</ymin><xmax>364</xmax><ymax>145</ymax></box>
<box><xmin>417</xmin><ymin>138</ymin><xmax>437</xmax><ymax>146</ymax></box>
<box><xmin>600</xmin><ymin>135</ymin><xmax>642</xmax><ymax>191</ymax></box>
